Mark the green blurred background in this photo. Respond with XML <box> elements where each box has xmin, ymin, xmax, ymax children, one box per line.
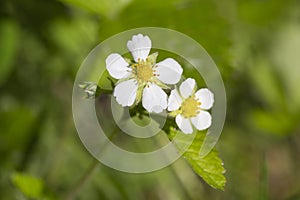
<box><xmin>1</xmin><ymin>0</ymin><xmax>300</xmax><ymax>199</ymax></box>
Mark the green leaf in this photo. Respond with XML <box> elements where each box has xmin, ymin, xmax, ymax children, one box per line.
<box><xmin>11</xmin><ymin>172</ymin><xmax>44</xmax><ymax>199</ymax></box>
<box><xmin>168</xmin><ymin>129</ymin><xmax>226</xmax><ymax>190</ymax></box>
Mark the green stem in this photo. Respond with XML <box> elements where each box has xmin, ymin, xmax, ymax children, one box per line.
<box><xmin>64</xmin><ymin>159</ymin><xmax>99</xmax><ymax>200</ymax></box>
<box><xmin>46</xmin><ymin>115</ymin><xmax>75</xmax><ymax>184</ymax></box>
<box><xmin>63</xmin><ymin>127</ymin><xmax>118</xmax><ymax>200</ymax></box>
<box><xmin>63</xmin><ymin>94</ymin><xmax>174</xmax><ymax>199</ymax></box>
<box><xmin>152</xmin><ymin>133</ymin><xmax>195</xmax><ymax>200</ymax></box>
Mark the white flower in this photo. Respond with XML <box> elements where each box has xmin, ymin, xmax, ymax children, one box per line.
<box><xmin>168</xmin><ymin>78</ymin><xmax>214</xmax><ymax>134</ymax></box>
<box><xmin>106</xmin><ymin>34</ymin><xmax>183</xmax><ymax>113</ymax></box>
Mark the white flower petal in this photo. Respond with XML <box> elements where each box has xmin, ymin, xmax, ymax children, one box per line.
<box><xmin>142</xmin><ymin>83</ymin><xmax>167</xmax><ymax>113</ymax></box>
<box><xmin>191</xmin><ymin>111</ymin><xmax>212</xmax><ymax>131</ymax></box>
<box><xmin>167</xmin><ymin>89</ymin><xmax>182</xmax><ymax>111</ymax></box>
<box><xmin>175</xmin><ymin>114</ymin><xmax>193</xmax><ymax>134</ymax></box>
<box><xmin>195</xmin><ymin>88</ymin><xmax>214</xmax><ymax>110</ymax></box>
<box><xmin>156</xmin><ymin>58</ymin><xmax>183</xmax><ymax>84</ymax></box>
<box><xmin>127</xmin><ymin>34</ymin><xmax>151</xmax><ymax>62</ymax></box>
<box><xmin>179</xmin><ymin>78</ymin><xmax>196</xmax><ymax>98</ymax></box>
<box><xmin>113</xmin><ymin>79</ymin><xmax>137</xmax><ymax>107</ymax></box>
<box><xmin>106</xmin><ymin>53</ymin><xmax>131</xmax><ymax>79</ymax></box>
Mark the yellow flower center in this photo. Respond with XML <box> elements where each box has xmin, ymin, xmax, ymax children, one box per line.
<box><xmin>132</xmin><ymin>59</ymin><xmax>155</xmax><ymax>83</ymax></box>
<box><xmin>181</xmin><ymin>95</ymin><xmax>201</xmax><ymax>118</ymax></box>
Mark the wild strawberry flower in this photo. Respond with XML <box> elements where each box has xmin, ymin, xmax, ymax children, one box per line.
<box><xmin>168</xmin><ymin>78</ymin><xmax>214</xmax><ymax>134</ymax></box>
<box><xmin>106</xmin><ymin>34</ymin><xmax>183</xmax><ymax>113</ymax></box>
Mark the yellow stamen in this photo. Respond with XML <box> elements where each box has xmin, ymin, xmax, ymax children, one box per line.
<box><xmin>181</xmin><ymin>95</ymin><xmax>201</xmax><ymax>118</ymax></box>
<box><xmin>132</xmin><ymin>59</ymin><xmax>154</xmax><ymax>83</ymax></box>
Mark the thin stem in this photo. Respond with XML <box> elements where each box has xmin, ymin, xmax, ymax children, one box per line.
<box><xmin>46</xmin><ymin>115</ymin><xmax>75</xmax><ymax>184</ymax></box>
<box><xmin>151</xmin><ymin>133</ymin><xmax>195</xmax><ymax>200</ymax></box>
<box><xmin>63</xmin><ymin>96</ymin><xmax>175</xmax><ymax>199</ymax></box>
<box><xmin>63</xmin><ymin>127</ymin><xmax>118</xmax><ymax>200</ymax></box>
<box><xmin>64</xmin><ymin>159</ymin><xmax>99</xmax><ymax>200</ymax></box>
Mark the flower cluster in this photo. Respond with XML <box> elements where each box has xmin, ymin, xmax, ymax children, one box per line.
<box><xmin>106</xmin><ymin>34</ymin><xmax>214</xmax><ymax>134</ymax></box>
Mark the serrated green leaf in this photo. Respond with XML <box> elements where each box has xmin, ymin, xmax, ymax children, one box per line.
<box><xmin>11</xmin><ymin>172</ymin><xmax>44</xmax><ymax>198</ymax></box>
<box><xmin>168</xmin><ymin>129</ymin><xmax>226</xmax><ymax>190</ymax></box>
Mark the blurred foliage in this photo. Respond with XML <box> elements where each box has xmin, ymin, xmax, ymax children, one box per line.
<box><xmin>0</xmin><ymin>19</ymin><xmax>19</xmax><ymax>86</ymax></box>
<box><xmin>1</xmin><ymin>0</ymin><xmax>300</xmax><ymax>199</ymax></box>
<box><xmin>11</xmin><ymin>172</ymin><xmax>45</xmax><ymax>199</ymax></box>
<box><xmin>59</xmin><ymin>0</ymin><xmax>132</xmax><ymax>18</ymax></box>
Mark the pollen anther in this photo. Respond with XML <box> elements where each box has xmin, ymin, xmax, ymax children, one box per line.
<box><xmin>181</xmin><ymin>95</ymin><xmax>201</xmax><ymax>118</ymax></box>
